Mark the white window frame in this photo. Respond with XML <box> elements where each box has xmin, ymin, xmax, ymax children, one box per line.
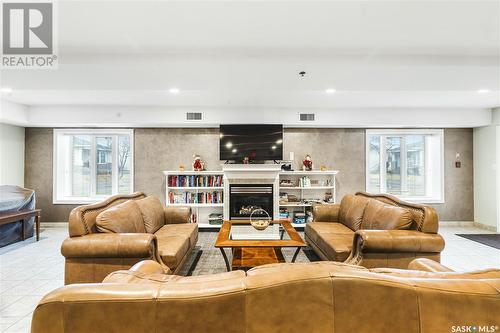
<box><xmin>365</xmin><ymin>129</ymin><xmax>444</xmax><ymax>204</ymax></box>
<box><xmin>53</xmin><ymin>129</ymin><xmax>134</xmax><ymax>204</ymax></box>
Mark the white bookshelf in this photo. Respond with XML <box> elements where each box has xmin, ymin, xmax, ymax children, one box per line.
<box><xmin>163</xmin><ymin>169</ymin><xmax>339</xmax><ymax>230</ymax></box>
<box><xmin>164</xmin><ymin>171</ymin><xmax>224</xmax><ymax>228</ymax></box>
<box><xmin>279</xmin><ymin>170</ymin><xmax>338</xmax><ymax>228</ymax></box>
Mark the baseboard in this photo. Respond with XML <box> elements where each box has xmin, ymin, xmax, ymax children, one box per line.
<box><xmin>472</xmin><ymin>222</ymin><xmax>497</xmax><ymax>232</ymax></box>
<box><xmin>41</xmin><ymin>222</ymin><xmax>68</xmax><ymax>228</ymax></box>
<box><xmin>439</xmin><ymin>221</ymin><xmax>497</xmax><ymax>232</ymax></box>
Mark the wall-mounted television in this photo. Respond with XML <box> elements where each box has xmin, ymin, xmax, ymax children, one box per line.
<box><xmin>219</xmin><ymin>124</ymin><xmax>283</xmax><ymax>162</ymax></box>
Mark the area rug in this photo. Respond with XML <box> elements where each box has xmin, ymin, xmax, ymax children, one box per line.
<box><xmin>456</xmin><ymin>234</ymin><xmax>500</xmax><ymax>250</ymax></box>
<box><xmin>178</xmin><ymin>230</ymin><xmax>320</xmax><ymax>276</ymax></box>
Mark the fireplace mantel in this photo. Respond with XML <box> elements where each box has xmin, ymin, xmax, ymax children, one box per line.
<box><xmin>222</xmin><ymin>164</ymin><xmax>281</xmax><ymax>220</ymax></box>
<box><xmin>222</xmin><ymin>164</ymin><xmax>282</xmax><ymax>179</ymax></box>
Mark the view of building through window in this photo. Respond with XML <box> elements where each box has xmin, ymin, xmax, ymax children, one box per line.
<box><xmin>54</xmin><ymin>130</ymin><xmax>133</xmax><ymax>203</ymax></box>
<box><xmin>367</xmin><ymin>130</ymin><xmax>442</xmax><ymax>201</ymax></box>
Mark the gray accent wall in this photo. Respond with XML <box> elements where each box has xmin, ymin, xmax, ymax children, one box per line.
<box><xmin>25</xmin><ymin>127</ymin><xmax>473</xmax><ymax>222</ymax></box>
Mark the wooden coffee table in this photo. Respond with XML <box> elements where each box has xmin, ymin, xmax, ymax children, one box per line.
<box><xmin>215</xmin><ymin>220</ymin><xmax>306</xmax><ymax>271</ymax></box>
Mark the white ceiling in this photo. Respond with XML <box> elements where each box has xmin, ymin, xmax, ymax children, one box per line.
<box><xmin>1</xmin><ymin>0</ymin><xmax>499</xmax><ymax>109</ymax></box>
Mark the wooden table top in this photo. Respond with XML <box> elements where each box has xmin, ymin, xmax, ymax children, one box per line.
<box><xmin>0</xmin><ymin>209</ymin><xmax>41</xmax><ymax>224</ymax></box>
<box><xmin>214</xmin><ymin>220</ymin><xmax>306</xmax><ymax>248</ymax></box>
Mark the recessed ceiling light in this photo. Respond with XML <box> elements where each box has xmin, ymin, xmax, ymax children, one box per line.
<box><xmin>276</xmin><ymin>139</ymin><xmax>283</xmax><ymax>144</ymax></box>
<box><xmin>325</xmin><ymin>88</ymin><xmax>336</xmax><ymax>94</ymax></box>
<box><xmin>232</xmin><ymin>148</ymin><xmax>237</xmax><ymax>153</ymax></box>
<box><xmin>225</xmin><ymin>142</ymin><xmax>233</xmax><ymax>149</ymax></box>
<box><xmin>169</xmin><ymin>88</ymin><xmax>180</xmax><ymax>94</ymax></box>
<box><xmin>0</xmin><ymin>87</ymin><xmax>12</xmax><ymax>95</ymax></box>
<box><xmin>477</xmin><ymin>89</ymin><xmax>490</xmax><ymax>94</ymax></box>
<box><xmin>271</xmin><ymin>145</ymin><xmax>277</xmax><ymax>150</ymax></box>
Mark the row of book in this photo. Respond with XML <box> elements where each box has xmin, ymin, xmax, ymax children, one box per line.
<box><xmin>279</xmin><ymin>208</ymin><xmax>310</xmax><ymax>224</ymax></box>
<box><xmin>168</xmin><ymin>175</ymin><xmax>223</xmax><ymax>187</ymax></box>
<box><xmin>168</xmin><ymin>191</ymin><xmax>223</xmax><ymax>204</ymax></box>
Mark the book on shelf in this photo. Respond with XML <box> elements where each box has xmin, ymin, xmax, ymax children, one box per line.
<box><xmin>168</xmin><ymin>175</ymin><xmax>223</xmax><ymax>187</ymax></box>
<box><xmin>168</xmin><ymin>191</ymin><xmax>223</xmax><ymax>204</ymax></box>
<box><xmin>208</xmin><ymin>213</ymin><xmax>223</xmax><ymax>225</ymax></box>
<box><xmin>293</xmin><ymin>212</ymin><xmax>306</xmax><ymax>224</ymax></box>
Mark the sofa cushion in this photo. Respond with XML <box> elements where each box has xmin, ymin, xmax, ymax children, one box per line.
<box><xmin>155</xmin><ymin>223</ymin><xmax>198</xmax><ymax>248</ymax></box>
<box><xmin>360</xmin><ymin>199</ymin><xmax>413</xmax><ymax>230</ymax></box>
<box><xmin>338</xmin><ymin>194</ymin><xmax>370</xmax><ymax>231</ymax></box>
<box><xmin>315</xmin><ymin>233</ymin><xmax>353</xmax><ymax>262</ymax></box>
<box><xmin>156</xmin><ymin>235</ymin><xmax>190</xmax><ymax>270</ymax></box>
<box><xmin>305</xmin><ymin>222</ymin><xmax>354</xmax><ymax>246</ymax></box>
<box><xmin>95</xmin><ymin>200</ymin><xmax>146</xmax><ymax>233</ymax></box>
<box><xmin>135</xmin><ymin>196</ymin><xmax>165</xmax><ymax>234</ymax></box>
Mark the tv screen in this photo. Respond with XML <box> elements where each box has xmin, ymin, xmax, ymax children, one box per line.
<box><xmin>219</xmin><ymin>124</ymin><xmax>283</xmax><ymax>162</ymax></box>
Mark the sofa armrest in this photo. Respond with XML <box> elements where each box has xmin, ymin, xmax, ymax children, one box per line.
<box><xmin>408</xmin><ymin>258</ymin><xmax>453</xmax><ymax>272</ymax></box>
<box><xmin>312</xmin><ymin>204</ymin><xmax>340</xmax><ymax>222</ymax></box>
<box><xmin>352</xmin><ymin>230</ymin><xmax>445</xmax><ymax>253</ymax></box>
<box><xmin>129</xmin><ymin>260</ymin><xmax>166</xmax><ymax>274</ymax></box>
<box><xmin>164</xmin><ymin>206</ymin><xmax>191</xmax><ymax>224</ymax></box>
<box><xmin>61</xmin><ymin>233</ymin><xmax>157</xmax><ymax>258</ymax></box>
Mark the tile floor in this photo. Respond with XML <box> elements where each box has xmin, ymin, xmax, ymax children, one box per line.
<box><xmin>0</xmin><ymin>224</ymin><xmax>499</xmax><ymax>333</ymax></box>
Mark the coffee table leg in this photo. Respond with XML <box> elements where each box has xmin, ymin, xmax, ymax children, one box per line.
<box><xmin>291</xmin><ymin>247</ymin><xmax>301</xmax><ymax>263</ymax></box>
<box><xmin>219</xmin><ymin>248</ymin><xmax>231</xmax><ymax>272</ymax></box>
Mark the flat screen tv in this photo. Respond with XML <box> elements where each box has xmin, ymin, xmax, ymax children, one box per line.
<box><xmin>219</xmin><ymin>124</ymin><xmax>283</xmax><ymax>162</ymax></box>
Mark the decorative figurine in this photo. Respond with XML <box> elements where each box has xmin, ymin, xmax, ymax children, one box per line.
<box><xmin>302</xmin><ymin>154</ymin><xmax>313</xmax><ymax>171</ymax></box>
<box><xmin>192</xmin><ymin>154</ymin><xmax>205</xmax><ymax>171</ymax></box>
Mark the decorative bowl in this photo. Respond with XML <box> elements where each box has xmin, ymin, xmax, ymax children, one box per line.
<box><xmin>249</xmin><ymin>208</ymin><xmax>272</xmax><ymax>231</ymax></box>
<box><xmin>250</xmin><ymin>219</ymin><xmax>271</xmax><ymax>230</ymax></box>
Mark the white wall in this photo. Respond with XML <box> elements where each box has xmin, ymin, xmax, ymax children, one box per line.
<box><xmin>473</xmin><ymin>107</ymin><xmax>500</xmax><ymax>231</ymax></box>
<box><xmin>0</xmin><ymin>123</ymin><xmax>25</xmax><ymax>187</ymax></box>
<box><xmin>0</xmin><ymin>100</ymin><xmax>29</xmax><ymax>126</ymax></box>
<box><xmin>25</xmin><ymin>105</ymin><xmax>491</xmax><ymax>128</ymax></box>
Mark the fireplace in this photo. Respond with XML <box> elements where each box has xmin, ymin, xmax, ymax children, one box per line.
<box><xmin>229</xmin><ymin>184</ymin><xmax>273</xmax><ymax>220</ymax></box>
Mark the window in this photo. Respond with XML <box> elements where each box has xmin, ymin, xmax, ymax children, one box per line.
<box><xmin>53</xmin><ymin>129</ymin><xmax>134</xmax><ymax>204</ymax></box>
<box><xmin>366</xmin><ymin>129</ymin><xmax>444</xmax><ymax>203</ymax></box>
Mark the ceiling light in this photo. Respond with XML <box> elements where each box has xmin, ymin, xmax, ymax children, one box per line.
<box><xmin>325</xmin><ymin>88</ymin><xmax>336</xmax><ymax>94</ymax></box>
<box><xmin>1</xmin><ymin>88</ymin><xmax>12</xmax><ymax>95</ymax></box>
<box><xmin>271</xmin><ymin>145</ymin><xmax>277</xmax><ymax>150</ymax></box>
<box><xmin>477</xmin><ymin>89</ymin><xmax>490</xmax><ymax>94</ymax></box>
<box><xmin>169</xmin><ymin>88</ymin><xmax>180</xmax><ymax>94</ymax></box>
<box><xmin>232</xmin><ymin>148</ymin><xmax>237</xmax><ymax>153</ymax></box>
<box><xmin>225</xmin><ymin>142</ymin><xmax>233</xmax><ymax>149</ymax></box>
<box><xmin>276</xmin><ymin>139</ymin><xmax>283</xmax><ymax>144</ymax></box>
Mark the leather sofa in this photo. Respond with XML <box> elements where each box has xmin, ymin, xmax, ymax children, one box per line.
<box><xmin>31</xmin><ymin>259</ymin><xmax>500</xmax><ymax>333</ymax></box>
<box><xmin>61</xmin><ymin>192</ymin><xmax>197</xmax><ymax>284</ymax></box>
<box><xmin>306</xmin><ymin>191</ymin><xmax>445</xmax><ymax>268</ymax></box>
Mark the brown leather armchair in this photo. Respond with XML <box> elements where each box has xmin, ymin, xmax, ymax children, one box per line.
<box><xmin>306</xmin><ymin>191</ymin><xmax>445</xmax><ymax>268</ymax></box>
<box><xmin>61</xmin><ymin>192</ymin><xmax>197</xmax><ymax>284</ymax></box>
<box><xmin>31</xmin><ymin>259</ymin><xmax>500</xmax><ymax>333</ymax></box>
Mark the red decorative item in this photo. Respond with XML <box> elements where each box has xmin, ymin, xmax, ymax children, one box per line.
<box><xmin>192</xmin><ymin>154</ymin><xmax>205</xmax><ymax>171</ymax></box>
<box><xmin>302</xmin><ymin>154</ymin><xmax>313</xmax><ymax>171</ymax></box>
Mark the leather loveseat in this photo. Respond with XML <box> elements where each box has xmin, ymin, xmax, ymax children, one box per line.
<box><xmin>61</xmin><ymin>192</ymin><xmax>197</xmax><ymax>284</ymax></box>
<box><xmin>31</xmin><ymin>259</ymin><xmax>500</xmax><ymax>333</ymax></box>
<box><xmin>306</xmin><ymin>191</ymin><xmax>445</xmax><ymax>268</ymax></box>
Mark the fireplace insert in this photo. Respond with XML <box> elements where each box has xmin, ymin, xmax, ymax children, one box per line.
<box><xmin>229</xmin><ymin>184</ymin><xmax>273</xmax><ymax>220</ymax></box>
